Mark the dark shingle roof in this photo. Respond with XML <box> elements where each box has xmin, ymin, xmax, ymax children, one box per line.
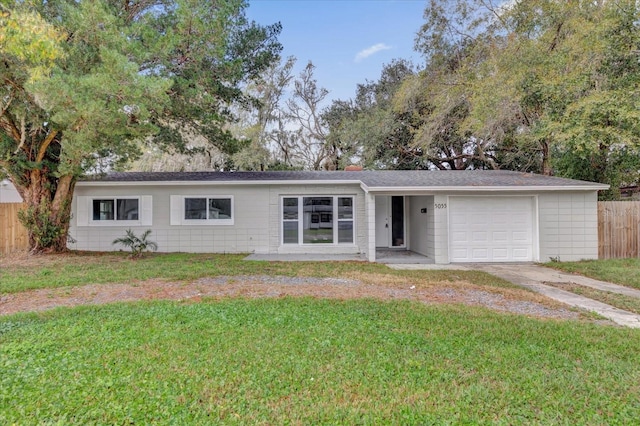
<box><xmin>81</xmin><ymin>170</ymin><xmax>608</xmax><ymax>189</ymax></box>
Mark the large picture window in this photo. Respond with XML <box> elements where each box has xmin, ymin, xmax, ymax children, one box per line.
<box><xmin>92</xmin><ymin>198</ymin><xmax>139</xmax><ymax>221</ymax></box>
<box><xmin>282</xmin><ymin>196</ymin><xmax>354</xmax><ymax>245</ymax></box>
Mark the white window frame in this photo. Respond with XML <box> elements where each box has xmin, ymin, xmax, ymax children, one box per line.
<box><xmin>78</xmin><ymin>195</ymin><xmax>152</xmax><ymax>227</ymax></box>
<box><xmin>170</xmin><ymin>195</ymin><xmax>234</xmax><ymax>226</ymax></box>
<box><xmin>281</xmin><ymin>195</ymin><xmax>355</xmax><ymax>245</ymax></box>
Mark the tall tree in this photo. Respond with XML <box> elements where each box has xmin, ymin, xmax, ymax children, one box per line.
<box><xmin>324</xmin><ymin>59</ymin><xmax>423</xmax><ymax>170</ymax></box>
<box><xmin>285</xmin><ymin>61</ymin><xmax>331</xmax><ymax>170</ymax></box>
<box><xmin>413</xmin><ymin>0</ymin><xmax>640</xmax><ymax>195</ymax></box>
<box><xmin>393</xmin><ymin>48</ymin><xmax>498</xmax><ymax>170</ymax></box>
<box><xmin>0</xmin><ymin>0</ymin><xmax>281</xmax><ymax>252</ymax></box>
<box><xmin>232</xmin><ymin>56</ymin><xmax>297</xmax><ymax>170</ymax></box>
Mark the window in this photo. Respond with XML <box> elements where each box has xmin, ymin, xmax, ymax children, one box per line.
<box><xmin>184</xmin><ymin>197</ymin><xmax>232</xmax><ymax>220</ymax></box>
<box><xmin>282</xmin><ymin>197</ymin><xmax>299</xmax><ymax>244</ymax></box>
<box><xmin>304</xmin><ymin>197</ymin><xmax>333</xmax><ymax>243</ymax></box>
<box><xmin>170</xmin><ymin>195</ymin><xmax>234</xmax><ymax>225</ymax></box>
<box><xmin>337</xmin><ymin>197</ymin><xmax>354</xmax><ymax>243</ymax></box>
<box><xmin>92</xmin><ymin>198</ymin><xmax>139</xmax><ymax>221</ymax></box>
<box><xmin>282</xmin><ymin>196</ymin><xmax>354</xmax><ymax>245</ymax></box>
<box><xmin>76</xmin><ymin>196</ymin><xmax>151</xmax><ymax>227</ymax></box>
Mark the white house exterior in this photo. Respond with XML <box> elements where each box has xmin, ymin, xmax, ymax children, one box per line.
<box><xmin>69</xmin><ymin>170</ymin><xmax>608</xmax><ymax>263</ymax></box>
<box><xmin>0</xmin><ymin>180</ymin><xmax>22</xmax><ymax>203</ymax></box>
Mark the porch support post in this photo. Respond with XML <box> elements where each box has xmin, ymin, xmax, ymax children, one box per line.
<box><xmin>366</xmin><ymin>192</ymin><xmax>376</xmax><ymax>262</ymax></box>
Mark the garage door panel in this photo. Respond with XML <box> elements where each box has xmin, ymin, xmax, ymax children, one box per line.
<box><xmin>491</xmin><ymin>213</ymin><xmax>509</xmax><ymax>224</ymax></box>
<box><xmin>471</xmin><ymin>248</ymin><xmax>489</xmax><ymax>260</ymax></box>
<box><xmin>512</xmin><ymin>231</ymin><xmax>529</xmax><ymax>242</ymax></box>
<box><xmin>511</xmin><ymin>214</ymin><xmax>529</xmax><ymax>225</ymax></box>
<box><xmin>491</xmin><ymin>199</ymin><xmax>509</xmax><ymax>209</ymax></box>
<box><xmin>451</xmin><ymin>248</ymin><xmax>469</xmax><ymax>259</ymax></box>
<box><xmin>492</xmin><ymin>248</ymin><xmax>509</xmax><ymax>261</ymax></box>
<box><xmin>472</xmin><ymin>231</ymin><xmax>488</xmax><ymax>242</ymax></box>
<box><xmin>491</xmin><ymin>231</ymin><xmax>508</xmax><ymax>242</ymax></box>
<box><xmin>449</xmin><ymin>197</ymin><xmax>534</xmax><ymax>263</ymax></box>
<box><xmin>451</xmin><ymin>231</ymin><xmax>468</xmax><ymax>243</ymax></box>
<box><xmin>512</xmin><ymin>249</ymin><xmax>531</xmax><ymax>261</ymax></box>
<box><xmin>450</xmin><ymin>213</ymin><xmax>467</xmax><ymax>226</ymax></box>
<box><xmin>471</xmin><ymin>215</ymin><xmax>489</xmax><ymax>226</ymax></box>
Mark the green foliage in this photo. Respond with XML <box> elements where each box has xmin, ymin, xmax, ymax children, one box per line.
<box><xmin>1</xmin><ymin>300</ymin><xmax>639</xmax><ymax>423</ymax></box>
<box><xmin>0</xmin><ymin>0</ymin><xmax>281</xmax><ymax>251</ymax></box>
<box><xmin>391</xmin><ymin>0</ymin><xmax>640</xmax><ymax>190</ymax></box>
<box><xmin>324</xmin><ymin>59</ymin><xmax>424</xmax><ymax>170</ymax></box>
<box><xmin>112</xmin><ymin>229</ymin><xmax>158</xmax><ymax>258</ymax></box>
<box><xmin>0</xmin><ymin>7</ymin><xmax>65</xmax><ymax>81</ymax></box>
<box><xmin>17</xmin><ymin>204</ymin><xmax>65</xmax><ymax>251</ymax></box>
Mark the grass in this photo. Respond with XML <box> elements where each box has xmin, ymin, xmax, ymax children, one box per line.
<box><xmin>544</xmin><ymin>282</ymin><xmax>640</xmax><ymax>315</ymax></box>
<box><xmin>545</xmin><ymin>258</ymin><xmax>640</xmax><ymax>290</ymax></box>
<box><xmin>1</xmin><ymin>299</ymin><xmax>639</xmax><ymax>424</ymax></box>
<box><xmin>0</xmin><ymin>251</ymin><xmax>518</xmax><ymax>294</ymax></box>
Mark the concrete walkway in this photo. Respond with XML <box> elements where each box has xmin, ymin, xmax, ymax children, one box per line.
<box><xmin>389</xmin><ymin>263</ymin><xmax>640</xmax><ymax>328</ymax></box>
<box><xmin>244</xmin><ymin>256</ymin><xmax>640</xmax><ymax>328</ymax></box>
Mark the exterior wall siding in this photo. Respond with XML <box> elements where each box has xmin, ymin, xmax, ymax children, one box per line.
<box><xmin>70</xmin><ymin>183</ymin><xmax>367</xmax><ymax>256</ymax></box>
<box><xmin>433</xmin><ymin>194</ymin><xmax>449</xmax><ymax>263</ymax></box>
<box><xmin>407</xmin><ymin>195</ymin><xmax>434</xmax><ymax>258</ymax></box>
<box><xmin>538</xmin><ymin>191</ymin><xmax>599</xmax><ymax>262</ymax></box>
<box><xmin>69</xmin><ymin>181</ymin><xmax>602</xmax><ymax>264</ymax></box>
<box><xmin>365</xmin><ymin>192</ymin><xmax>376</xmax><ymax>262</ymax></box>
<box><xmin>0</xmin><ymin>180</ymin><xmax>22</xmax><ymax>203</ymax></box>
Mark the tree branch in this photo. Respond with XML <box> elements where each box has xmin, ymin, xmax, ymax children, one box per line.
<box><xmin>0</xmin><ymin>94</ymin><xmax>13</xmax><ymax>117</ymax></box>
<box><xmin>0</xmin><ymin>115</ymin><xmax>21</xmax><ymax>143</ymax></box>
<box><xmin>36</xmin><ymin>130</ymin><xmax>59</xmax><ymax>162</ymax></box>
<box><xmin>13</xmin><ymin>115</ymin><xmax>26</xmax><ymax>154</ymax></box>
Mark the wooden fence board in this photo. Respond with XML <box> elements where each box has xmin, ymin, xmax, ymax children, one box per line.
<box><xmin>598</xmin><ymin>201</ymin><xmax>640</xmax><ymax>259</ymax></box>
<box><xmin>0</xmin><ymin>203</ymin><xmax>28</xmax><ymax>254</ymax></box>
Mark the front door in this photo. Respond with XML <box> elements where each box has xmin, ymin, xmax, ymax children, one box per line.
<box><xmin>375</xmin><ymin>196</ymin><xmax>405</xmax><ymax>248</ymax></box>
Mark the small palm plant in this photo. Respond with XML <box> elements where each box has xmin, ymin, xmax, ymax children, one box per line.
<box><xmin>112</xmin><ymin>229</ymin><xmax>158</xmax><ymax>258</ymax></box>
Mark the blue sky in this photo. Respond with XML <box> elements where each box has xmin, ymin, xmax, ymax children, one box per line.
<box><xmin>246</xmin><ymin>0</ymin><xmax>427</xmax><ymax>103</ymax></box>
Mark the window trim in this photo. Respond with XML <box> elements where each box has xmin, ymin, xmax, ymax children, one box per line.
<box><xmin>171</xmin><ymin>195</ymin><xmax>235</xmax><ymax>226</ymax></box>
<box><xmin>87</xmin><ymin>196</ymin><xmax>146</xmax><ymax>227</ymax></box>
<box><xmin>281</xmin><ymin>195</ymin><xmax>355</xmax><ymax>245</ymax></box>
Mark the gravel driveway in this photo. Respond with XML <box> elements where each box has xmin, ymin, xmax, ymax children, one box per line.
<box><xmin>0</xmin><ymin>274</ymin><xmax>582</xmax><ymax>320</ymax></box>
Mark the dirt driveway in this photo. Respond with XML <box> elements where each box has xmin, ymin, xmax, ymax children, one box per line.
<box><xmin>0</xmin><ymin>273</ymin><xmax>583</xmax><ymax>320</ymax></box>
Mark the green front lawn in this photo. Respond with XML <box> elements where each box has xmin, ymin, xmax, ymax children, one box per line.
<box><xmin>1</xmin><ymin>299</ymin><xmax>639</xmax><ymax>424</ymax></box>
<box><xmin>545</xmin><ymin>258</ymin><xmax>640</xmax><ymax>290</ymax></box>
<box><xmin>0</xmin><ymin>251</ymin><xmax>518</xmax><ymax>294</ymax></box>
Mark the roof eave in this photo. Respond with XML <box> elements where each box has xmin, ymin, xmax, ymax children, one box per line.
<box><xmin>361</xmin><ymin>184</ymin><xmax>610</xmax><ymax>193</ymax></box>
<box><xmin>76</xmin><ymin>179</ymin><xmax>363</xmax><ymax>187</ymax></box>
<box><xmin>77</xmin><ymin>180</ymin><xmax>610</xmax><ymax>192</ymax></box>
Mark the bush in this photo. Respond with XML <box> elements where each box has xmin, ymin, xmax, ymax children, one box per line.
<box><xmin>112</xmin><ymin>229</ymin><xmax>158</xmax><ymax>258</ymax></box>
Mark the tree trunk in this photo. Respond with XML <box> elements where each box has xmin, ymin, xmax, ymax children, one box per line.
<box><xmin>16</xmin><ymin>171</ymin><xmax>76</xmax><ymax>253</ymax></box>
<box><xmin>541</xmin><ymin>140</ymin><xmax>552</xmax><ymax>176</ymax></box>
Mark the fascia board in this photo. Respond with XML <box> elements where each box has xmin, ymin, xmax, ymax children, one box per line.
<box><xmin>362</xmin><ymin>184</ymin><xmax>610</xmax><ymax>193</ymax></box>
<box><xmin>76</xmin><ymin>179</ymin><xmax>363</xmax><ymax>187</ymax></box>
<box><xmin>78</xmin><ymin>180</ymin><xmax>610</xmax><ymax>192</ymax></box>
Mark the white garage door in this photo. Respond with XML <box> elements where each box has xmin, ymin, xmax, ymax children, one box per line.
<box><xmin>449</xmin><ymin>196</ymin><xmax>534</xmax><ymax>262</ymax></box>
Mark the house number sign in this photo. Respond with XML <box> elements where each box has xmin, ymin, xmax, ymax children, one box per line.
<box><xmin>435</xmin><ymin>203</ymin><xmax>447</xmax><ymax>209</ymax></box>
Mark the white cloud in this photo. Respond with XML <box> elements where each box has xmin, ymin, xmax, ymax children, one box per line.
<box><xmin>354</xmin><ymin>43</ymin><xmax>392</xmax><ymax>62</ymax></box>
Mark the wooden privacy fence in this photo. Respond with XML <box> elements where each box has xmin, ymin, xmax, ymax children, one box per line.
<box><xmin>598</xmin><ymin>201</ymin><xmax>640</xmax><ymax>259</ymax></box>
<box><xmin>0</xmin><ymin>203</ymin><xmax>28</xmax><ymax>254</ymax></box>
